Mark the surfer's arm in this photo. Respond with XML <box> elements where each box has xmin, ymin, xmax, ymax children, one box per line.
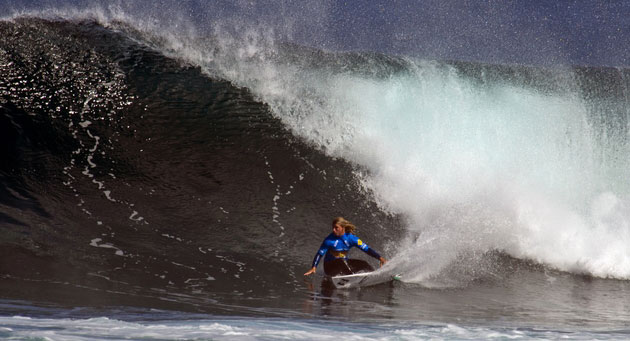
<box><xmin>305</xmin><ymin>241</ymin><xmax>329</xmax><ymax>276</ymax></box>
<box><xmin>352</xmin><ymin>236</ymin><xmax>387</xmax><ymax>266</ymax></box>
<box><xmin>304</xmin><ymin>266</ymin><xmax>317</xmax><ymax>276</ymax></box>
<box><xmin>364</xmin><ymin>247</ymin><xmax>381</xmax><ymax>259</ymax></box>
<box><xmin>365</xmin><ymin>248</ymin><xmax>387</xmax><ymax>267</ymax></box>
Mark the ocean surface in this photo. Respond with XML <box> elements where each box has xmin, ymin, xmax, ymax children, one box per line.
<box><xmin>1</xmin><ymin>4</ymin><xmax>630</xmax><ymax>340</ymax></box>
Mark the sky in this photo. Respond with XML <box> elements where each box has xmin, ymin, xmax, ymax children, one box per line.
<box><xmin>3</xmin><ymin>0</ymin><xmax>629</xmax><ymax>67</ymax></box>
<box><xmin>308</xmin><ymin>1</ymin><xmax>630</xmax><ymax>66</ymax></box>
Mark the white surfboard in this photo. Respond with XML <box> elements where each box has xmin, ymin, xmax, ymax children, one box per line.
<box><xmin>331</xmin><ymin>272</ymin><xmax>402</xmax><ymax>289</ymax></box>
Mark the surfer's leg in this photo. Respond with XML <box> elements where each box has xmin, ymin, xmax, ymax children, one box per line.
<box><xmin>324</xmin><ymin>259</ymin><xmax>354</xmax><ymax>276</ymax></box>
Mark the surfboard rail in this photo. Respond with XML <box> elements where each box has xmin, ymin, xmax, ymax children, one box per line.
<box><xmin>330</xmin><ymin>272</ymin><xmax>402</xmax><ymax>289</ymax></box>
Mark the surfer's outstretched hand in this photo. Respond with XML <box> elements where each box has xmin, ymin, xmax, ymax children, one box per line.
<box><xmin>379</xmin><ymin>257</ymin><xmax>387</xmax><ymax>267</ymax></box>
<box><xmin>304</xmin><ymin>267</ymin><xmax>317</xmax><ymax>276</ymax></box>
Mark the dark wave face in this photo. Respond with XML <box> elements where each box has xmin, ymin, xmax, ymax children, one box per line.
<box><xmin>0</xmin><ymin>18</ymin><xmax>401</xmax><ymax>313</ymax></box>
<box><xmin>2</xmin><ymin>17</ymin><xmax>630</xmax><ymax>329</ymax></box>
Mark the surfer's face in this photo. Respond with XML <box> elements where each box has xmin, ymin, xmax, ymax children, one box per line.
<box><xmin>333</xmin><ymin>223</ymin><xmax>345</xmax><ymax>237</ymax></box>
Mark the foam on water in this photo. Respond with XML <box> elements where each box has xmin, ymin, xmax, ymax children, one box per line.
<box><xmin>2</xmin><ymin>314</ymin><xmax>629</xmax><ymax>340</ymax></box>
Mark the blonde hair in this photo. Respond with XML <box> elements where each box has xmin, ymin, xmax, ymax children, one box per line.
<box><xmin>333</xmin><ymin>217</ymin><xmax>356</xmax><ymax>234</ymax></box>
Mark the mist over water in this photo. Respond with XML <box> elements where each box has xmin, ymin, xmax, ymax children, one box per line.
<box><xmin>4</xmin><ymin>0</ymin><xmax>630</xmax><ymax>66</ymax></box>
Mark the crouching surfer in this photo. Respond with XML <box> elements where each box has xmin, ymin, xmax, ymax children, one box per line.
<box><xmin>304</xmin><ymin>217</ymin><xmax>387</xmax><ymax>277</ymax></box>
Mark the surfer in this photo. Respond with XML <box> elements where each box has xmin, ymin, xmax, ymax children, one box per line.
<box><xmin>304</xmin><ymin>217</ymin><xmax>387</xmax><ymax>276</ymax></box>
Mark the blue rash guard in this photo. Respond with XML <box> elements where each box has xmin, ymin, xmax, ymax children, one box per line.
<box><xmin>311</xmin><ymin>233</ymin><xmax>382</xmax><ymax>268</ymax></box>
